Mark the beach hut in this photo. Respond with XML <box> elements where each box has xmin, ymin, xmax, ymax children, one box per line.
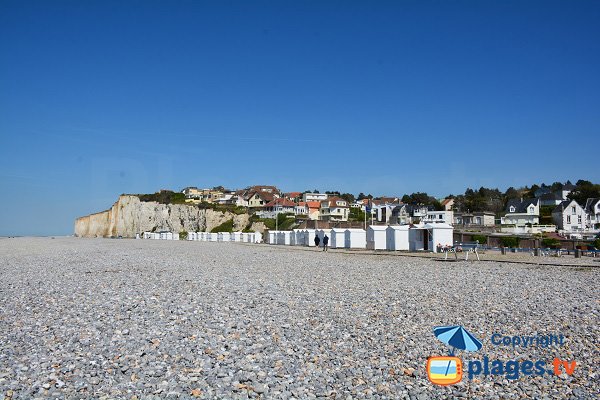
<box><xmin>284</xmin><ymin>231</ymin><xmax>293</xmax><ymax>245</ymax></box>
<box><xmin>330</xmin><ymin>228</ymin><xmax>347</xmax><ymax>248</ymax></box>
<box><xmin>206</xmin><ymin>233</ymin><xmax>217</xmax><ymax>242</ymax></box>
<box><xmin>219</xmin><ymin>232</ymin><xmax>231</xmax><ymax>242</ymax></box>
<box><xmin>366</xmin><ymin>226</ymin><xmax>387</xmax><ymax>250</ymax></box>
<box><xmin>197</xmin><ymin>232</ymin><xmax>204</xmax><ymax>241</ymax></box>
<box><xmin>268</xmin><ymin>231</ymin><xmax>278</xmax><ymax>244</ymax></box>
<box><xmin>426</xmin><ymin>223</ymin><xmax>453</xmax><ymax>253</ymax></box>
<box><xmin>241</xmin><ymin>232</ymin><xmax>249</xmax><ymax>242</ymax></box>
<box><xmin>254</xmin><ymin>232</ymin><xmax>263</xmax><ymax>243</ymax></box>
<box><xmin>386</xmin><ymin>225</ymin><xmax>410</xmax><ymax>251</ymax></box>
<box><xmin>293</xmin><ymin>229</ymin><xmax>305</xmax><ymax>246</ymax></box>
<box><xmin>231</xmin><ymin>232</ymin><xmax>242</xmax><ymax>242</ymax></box>
<box><xmin>304</xmin><ymin>229</ymin><xmax>318</xmax><ymax>247</ymax></box>
<box><xmin>408</xmin><ymin>223</ymin><xmax>454</xmax><ymax>252</ymax></box>
<box><xmin>344</xmin><ymin>229</ymin><xmax>367</xmax><ymax>249</ymax></box>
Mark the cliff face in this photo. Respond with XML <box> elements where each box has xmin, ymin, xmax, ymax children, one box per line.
<box><xmin>74</xmin><ymin>195</ymin><xmax>258</xmax><ymax>238</ymax></box>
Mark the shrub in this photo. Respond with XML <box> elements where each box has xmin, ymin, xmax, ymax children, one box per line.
<box><xmin>593</xmin><ymin>238</ymin><xmax>600</xmax><ymax>250</ymax></box>
<box><xmin>471</xmin><ymin>234</ymin><xmax>487</xmax><ymax>244</ymax></box>
<box><xmin>179</xmin><ymin>230</ymin><xmax>188</xmax><ymax>240</ymax></box>
<box><xmin>137</xmin><ymin>191</ymin><xmax>187</xmax><ymax>204</ymax></box>
<box><xmin>211</xmin><ymin>219</ymin><xmax>234</xmax><ymax>233</ymax></box>
<box><xmin>541</xmin><ymin>238</ymin><xmax>560</xmax><ymax>249</ymax></box>
<box><xmin>500</xmin><ymin>236</ymin><xmax>519</xmax><ymax>248</ymax></box>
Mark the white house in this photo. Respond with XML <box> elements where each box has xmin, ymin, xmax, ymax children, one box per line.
<box><xmin>501</xmin><ymin>198</ymin><xmax>540</xmax><ymax>225</ymax></box>
<box><xmin>295</xmin><ymin>202</ymin><xmax>308</xmax><ymax>216</ymax></box>
<box><xmin>424</xmin><ymin>210</ymin><xmax>454</xmax><ymax>224</ymax></box>
<box><xmin>552</xmin><ymin>200</ymin><xmax>586</xmax><ymax>232</ymax></box>
<box><xmin>453</xmin><ymin>212</ymin><xmax>496</xmax><ymax>227</ymax></box>
<box><xmin>303</xmin><ymin>192</ymin><xmax>328</xmax><ymax>202</ymax></box>
<box><xmin>584</xmin><ymin>198</ymin><xmax>600</xmax><ymax>230</ymax></box>
<box><xmin>320</xmin><ymin>197</ymin><xmax>349</xmax><ymax>222</ymax></box>
<box><xmin>386</xmin><ymin>225</ymin><xmax>409</xmax><ymax>251</ymax></box>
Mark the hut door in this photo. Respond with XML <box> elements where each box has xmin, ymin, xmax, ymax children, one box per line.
<box><xmin>423</xmin><ymin>229</ymin><xmax>429</xmax><ymax>250</ymax></box>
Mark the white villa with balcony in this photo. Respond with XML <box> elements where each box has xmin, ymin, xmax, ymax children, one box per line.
<box><xmin>501</xmin><ymin>198</ymin><xmax>540</xmax><ymax>225</ymax></box>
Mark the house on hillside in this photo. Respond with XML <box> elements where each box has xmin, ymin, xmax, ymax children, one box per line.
<box><xmin>441</xmin><ymin>198</ymin><xmax>455</xmax><ymax>211</ymax></box>
<box><xmin>306</xmin><ymin>201</ymin><xmax>322</xmax><ymax>220</ymax></box>
<box><xmin>453</xmin><ymin>211</ymin><xmax>495</xmax><ymax>227</ymax></box>
<box><xmin>182</xmin><ymin>187</ymin><xmax>224</xmax><ymax>203</ymax></box>
<box><xmin>561</xmin><ymin>182</ymin><xmax>576</xmax><ymax>200</ymax></box>
<box><xmin>285</xmin><ymin>192</ymin><xmax>303</xmax><ymax>202</ymax></box>
<box><xmin>247</xmin><ymin>191</ymin><xmax>277</xmax><ymax>208</ymax></box>
<box><xmin>424</xmin><ymin>210</ymin><xmax>454</xmax><ymax>224</ymax></box>
<box><xmin>320</xmin><ymin>197</ymin><xmax>349</xmax><ymax>222</ymax></box>
<box><xmin>370</xmin><ymin>198</ymin><xmax>403</xmax><ymax>223</ymax></box>
<box><xmin>391</xmin><ymin>205</ymin><xmax>411</xmax><ymax>225</ymax></box>
<box><xmin>552</xmin><ymin>200</ymin><xmax>586</xmax><ymax>232</ymax></box>
<box><xmin>295</xmin><ymin>202</ymin><xmax>308</xmax><ymax>216</ymax></box>
<box><xmin>538</xmin><ymin>192</ymin><xmax>563</xmax><ymax>207</ymax></box>
<box><xmin>263</xmin><ymin>198</ymin><xmax>296</xmax><ymax>214</ymax></box>
<box><xmin>501</xmin><ymin>198</ymin><xmax>540</xmax><ymax>225</ymax></box>
<box><xmin>584</xmin><ymin>198</ymin><xmax>600</xmax><ymax>230</ymax></box>
<box><xmin>303</xmin><ymin>192</ymin><xmax>328</xmax><ymax>202</ymax></box>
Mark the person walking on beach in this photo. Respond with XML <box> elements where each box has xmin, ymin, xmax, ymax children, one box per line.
<box><xmin>322</xmin><ymin>234</ymin><xmax>329</xmax><ymax>252</ymax></box>
<box><xmin>314</xmin><ymin>234</ymin><xmax>320</xmax><ymax>249</ymax></box>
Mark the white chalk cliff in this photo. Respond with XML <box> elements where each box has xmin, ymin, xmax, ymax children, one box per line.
<box><xmin>74</xmin><ymin>195</ymin><xmax>262</xmax><ymax>238</ymax></box>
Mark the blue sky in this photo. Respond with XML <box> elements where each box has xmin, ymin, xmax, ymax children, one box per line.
<box><xmin>1</xmin><ymin>1</ymin><xmax>599</xmax><ymax>236</ymax></box>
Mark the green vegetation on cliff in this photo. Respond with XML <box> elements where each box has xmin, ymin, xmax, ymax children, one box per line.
<box><xmin>136</xmin><ymin>191</ymin><xmax>186</xmax><ymax>204</ymax></box>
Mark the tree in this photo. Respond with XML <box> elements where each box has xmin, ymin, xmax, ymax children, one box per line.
<box><xmin>526</xmin><ymin>184</ymin><xmax>540</xmax><ymax>198</ymax></box>
<box><xmin>340</xmin><ymin>193</ymin><xmax>355</xmax><ymax>203</ymax></box>
<box><xmin>568</xmin><ymin>180</ymin><xmax>600</xmax><ymax>205</ymax></box>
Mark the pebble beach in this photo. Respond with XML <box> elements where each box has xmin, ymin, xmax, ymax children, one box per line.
<box><xmin>0</xmin><ymin>237</ymin><xmax>598</xmax><ymax>399</ymax></box>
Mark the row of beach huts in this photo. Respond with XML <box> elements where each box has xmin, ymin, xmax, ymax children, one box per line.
<box><xmin>141</xmin><ymin>223</ymin><xmax>454</xmax><ymax>253</ymax></box>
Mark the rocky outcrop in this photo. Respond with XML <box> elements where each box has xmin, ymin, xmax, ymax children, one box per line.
<box><xmin>75</xmin><ymin>195</ymin><xmax>254</xmax><ymax>238</ymax></box>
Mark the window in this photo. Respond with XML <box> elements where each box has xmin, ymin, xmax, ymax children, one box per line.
<box><xmin>578</xmin><ymin>215</ymin><xmax>582</xmax><ymax>224</ymax></box>
<box><xmin>509</xmin><ymin>206</ymin><xmax>515</xmax><ymax>213</ymax></box>
<box><xmin>571</xmin><ymin>206</ymin><xmax>576</xmax><ymax>214</ymax></box>
<box><xmin>567</xmin><ymin>215</ymin><xmax>571</xmax><ymax>224</ymax></box>
<box><xmin>529</xmin><ymin>206</ymin><xmax>534</xmax><ymax>214</ymax></box>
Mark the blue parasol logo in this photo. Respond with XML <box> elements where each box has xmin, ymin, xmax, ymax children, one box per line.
<box><xmin>431</xmin><ymin>325</ymin><xmax>482</xmax><ymax>379</ymax></box>
<box><xmin>434</xmin><ymin>325</ymin><xmax>483</xmax><ymax>355</ymax></box>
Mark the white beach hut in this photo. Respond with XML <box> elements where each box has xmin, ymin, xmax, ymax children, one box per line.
<box><xmin>294</xmin><ymin>229</ymin><xmax>305</xmax><ymax>246</ymax></box>
<box><xmin>304</xmin><ymin>229</ymin><xmax>318</xmax><ymax>247</ymax></box>
<box><xmin>330</xmin><ymin>228</ymin><xmax>347</xmax><ymax>248</ymax></box>
<box><xmin>268</xmin><ymin>230</ymin><xmax>278</xmax><ymax>244</ymax></box>
<box><xmin>205</xmin><ymin>233</ymin><xmax>216</xmax><ymax>242</ymax></box>
<box><xmin>408</xmin><ymin>223</ymin><xmax>453</xmax><ymax>252</ymax></box>
<box><xmin>366</xmin><ymin>226</ymin><xmax>387</xmax><ymax>250</ymax></box>
<box><xmin>254</xmin><ymin>232</ymin><xmax>262</xmax><ymax>243</ymax></box>
<box><xmin>231</xmin><ymin>232</ymin><xmax>242</xmax><ymax>242</ymax></box>
<box><xmin>344</xmin><ymin>229</ymin><xmax>367</xmax><ymax>249</ymax></box>
<box><xmin>386</xmin><ymin>225</ymin><xmax>410</xmax><ymax>251</ymax></box>
<box><xmin>220</xmin><ymin>232</ymin><xmax>231</xmax><ymax>242</ymax></box>
<box><xmin>426</xmin><ymin>223</ymin><xmax>453</xmax><ymax>253</ymax></box>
